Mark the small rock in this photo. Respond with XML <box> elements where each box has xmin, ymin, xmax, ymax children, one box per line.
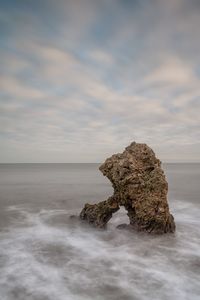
<box><xmin>116</xmin><ymin>224</ymin><xmax>131</xmax><ymax>230</ymax></box>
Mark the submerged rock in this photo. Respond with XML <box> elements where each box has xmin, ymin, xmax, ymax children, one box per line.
<box><xmin>80</xmin><ymin>142</ymin><xmax>175</xmax><ymax>234</ymax></box>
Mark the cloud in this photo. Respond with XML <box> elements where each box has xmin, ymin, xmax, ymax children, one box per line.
<box><xmin>145</xmin><ymin>57</ymin><xmax>195</xmax><ymax>86</ymax></box>
<box><xmin>0</xmin><ymin>0</ymin><xmax>200</xmax><ymax>162</ymax></box>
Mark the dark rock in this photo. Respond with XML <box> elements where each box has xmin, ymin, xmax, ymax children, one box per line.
<box><xmin>69</xmin><ymin>215</ymin><xmax>78</xmax><ymax>219</ymax></box>
<box><xmin>80</xmin><ymin>142</ymin><xmax>175</xmax><ymax>234</ymax></box>
<box><xmin>116</xmin><ymin>223</ymin><xmax>131</xmax><ymax>230</ymax></box>
<box><xmin>69</xmin><ymin>215</ymin><xmax>80</xmax><ymax>221</ymax></box>
<box><xmin>80</xmin><ymin>196</ymin><xmax>119</xmax><ymax>229</ymax></box>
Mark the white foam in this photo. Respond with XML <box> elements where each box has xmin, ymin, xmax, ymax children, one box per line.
<box><xmin>0</xmin><ymin>201</ymin><xmax>200</xmax><ymax>300</ymax></box>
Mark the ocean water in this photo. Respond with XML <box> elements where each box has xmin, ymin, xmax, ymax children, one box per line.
<box><xmin>0</xmin><ymin>163</ymin><xmax>199</xmax><ymax>300</ymax></box>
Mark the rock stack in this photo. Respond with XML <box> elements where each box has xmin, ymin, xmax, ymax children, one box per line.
<box><xmin>80</xmin><ymin>142</ymin><xmax>175</xmax><ymax>234</ymax></box>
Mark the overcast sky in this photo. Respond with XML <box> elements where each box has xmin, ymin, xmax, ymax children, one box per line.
<box><xmin>0</xmin><ymin>0</ymin><xmax>200</xmax><ymax>162</ymax></box>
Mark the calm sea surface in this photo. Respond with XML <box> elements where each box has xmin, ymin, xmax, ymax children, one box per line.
<box><xmin>0</xmin><ymin>163</ymin><xmax>199</xmax><ymax>300</ymax></box>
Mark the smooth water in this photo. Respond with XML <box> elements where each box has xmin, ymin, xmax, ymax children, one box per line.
<box><xmin>0</xmin><ymin>163</ymin><xmax>199</xmax><ymax>300</ymax></box>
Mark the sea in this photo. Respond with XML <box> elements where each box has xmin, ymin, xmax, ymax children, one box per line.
<box><xmin>0</xmin><ymin>163</ymin><xmax>199</xmax><ymax>300</ymax></box>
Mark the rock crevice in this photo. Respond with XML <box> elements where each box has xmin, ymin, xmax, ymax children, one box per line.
<box><xmin>80</xmin><ymin>142</ymin><xmax>175</xmax><ymax>234</ymax></box>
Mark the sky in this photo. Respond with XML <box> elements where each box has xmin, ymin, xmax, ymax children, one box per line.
<box><xmin>0</xmin><ymin>0</ymin><xmax>200</xmax><ymax>163</ymax></box>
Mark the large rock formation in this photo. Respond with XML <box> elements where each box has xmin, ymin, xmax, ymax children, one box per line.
<box><xmin>80</xmin><ymin>142</ymin><xmax>175</xmax><ymax>234</ymax></box>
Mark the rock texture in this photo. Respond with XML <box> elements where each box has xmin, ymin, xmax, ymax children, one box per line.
<box><xmin>80</xmin><ymin>196</ymin><xmax>119</xmax><ymax>229</ymax></box>
<box><xmin>80</xmin><ymin>142</ymin><xmax>175</xmax><ymax>233</ymax></box>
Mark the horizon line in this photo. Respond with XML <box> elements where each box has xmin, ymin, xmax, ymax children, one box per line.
<box><xmin>0</xmin><ymin>162</ymin><xmax>200</xmax><ymax>164</ymax></box>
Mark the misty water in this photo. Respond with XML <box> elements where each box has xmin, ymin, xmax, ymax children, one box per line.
<box><xmin>0</xmin><ymin>163</ymin><xmax>199</xmax><ymax>300</ymax></box>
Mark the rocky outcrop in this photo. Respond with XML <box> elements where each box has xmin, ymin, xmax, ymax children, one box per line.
<box><xmin>80</xmin><ymin>196</ymin><xmax>119</xmax><ymax>229</ymax></box>
<box><xmin>80</xmin><ymin>142</ymin><xmax>175</xmax><ymax>234</ymax></box>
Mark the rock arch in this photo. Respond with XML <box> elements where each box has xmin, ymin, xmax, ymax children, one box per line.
<box><xmin>80</xmin><ymin>142</ymin><xmax>175</xmax><ymax>234</ymax></box>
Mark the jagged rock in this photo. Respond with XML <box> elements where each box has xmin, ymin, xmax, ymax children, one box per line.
<box><xmin>80</xmin><ymin>142</ymin><xmax>175</xmax><ymax>234</ymax></box>
<box><xmin>80</xmin><ymin>196</ymin><xmax>119</xmax><ymax>229</ymax></box>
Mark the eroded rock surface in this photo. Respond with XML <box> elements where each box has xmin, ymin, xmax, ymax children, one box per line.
<box><xmin>80</xmin><ymin>196</ymin><xmax>119</xmax><ymax>229</ymax></box>
<box><xmin>80</xmin><ymin>142</ymin><xmax>175</xmax><ymax>233</ymax></box>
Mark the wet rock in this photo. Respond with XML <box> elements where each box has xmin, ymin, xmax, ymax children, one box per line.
<box><xmin>80</xmin><ymin>142</ymin><xmax>175</xmax><ymax>234</ymax></box>
<box><xmin>116</xmin><ymin>223</ymin><xmax>131</xmax><ymax>230</ymax></box>
<box><xmin>69</xmin><ymin>215</ymin><xmax>79</xmax><ymax>220</ymax></box>
<box><xmin>80</xmin><ymin>196</ymin><xmax>119</xmax><ymax>229</ymax></box>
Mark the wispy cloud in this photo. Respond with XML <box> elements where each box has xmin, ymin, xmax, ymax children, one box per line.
<box><xmin>0</xmin><ymin>0</ymin><xmax>200</xmax><ymax>162</ymax></box>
